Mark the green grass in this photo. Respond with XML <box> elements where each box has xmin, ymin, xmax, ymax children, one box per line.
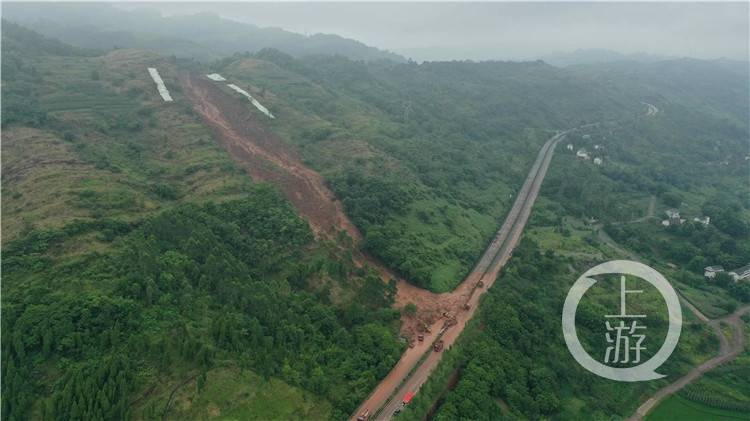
<box><xmin>647</xmin><ymin>395</ymin><xmax>748</xmax><ymax>421</ymax></box>
<box><xmin>2</xmin><ymin>49</ymin><xmax>254</xmax><ymax>244</ymax></box>
<box><xmin>429</xmin><ymin>260</ymin><xmax>464</xmax><ymax>292</ymax></box>
<box><xmin>160</xmin><ymin>367</ymin><xmax>332</xmax><ymax>421</ymax></box>
<box><xmin>673</xmin><ymin>280</ymin><xmax>738</xmax><ymax>319</ymax></box>
<box><xmin>392</xmin><ymin>196</ymin><xmax>502</xmax><ymax>292</ymax></box>
<box><xmin>667</xmin><ymin>319</ymin><xmax>750</xmax><ymax>416</ymax></box>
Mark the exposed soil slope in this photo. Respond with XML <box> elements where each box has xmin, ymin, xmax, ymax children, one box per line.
<box><xmin>181</xmin><ymin>74</ymin><xmax>467</xmax><ymax>332</ymax></box>
<box><xmin>181</xmin><ymin>74</ymin><xmax>360</xmax><ymax>241</ymax></box>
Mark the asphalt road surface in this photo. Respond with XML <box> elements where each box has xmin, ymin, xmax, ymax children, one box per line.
<box><xmin>353</xmin><ymin>130</ymin><xmax>569</xmax><ymax>421</ymax></box>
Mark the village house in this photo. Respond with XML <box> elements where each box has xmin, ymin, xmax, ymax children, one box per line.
<box><xmin>566</xmin><ymin>143</ymin><xmax>574</xmax><ymax>151</ymax></box>
<box><xmin>593</xmin><ymin>157</ymin><xmax>603</xmax><ymax>166</ymax></box>
<box><xmin>576</xmin><ymin>149</ymin><xmax>590</xmax><ymax>160</ymax></box>
<box><xmin>662</xmin><ymin>209</ymin><xmax>685</xmax><ymax>226</ymax></box>
<box><xmin>693</xmin><ymin>216</ymin><xmax>710</xmax><ymax>226</ymax></box>
<box><xmin>728</xmin><ymin>264</ymin><xmax>750</xmax><ymax>282</ymax></box>
<box><xmin>704</xmin><ymin>265</ymin><xmax>724</xmax><ymax>279</ymax></box>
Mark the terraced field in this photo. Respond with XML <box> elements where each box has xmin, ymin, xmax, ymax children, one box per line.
<box><xmin>2</xmin><ymin>49</ymin><xmax>254</xmax><ymax>242</ymax></box>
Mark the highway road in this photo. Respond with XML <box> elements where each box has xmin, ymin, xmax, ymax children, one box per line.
<box><xmin>189</xmin><ymin>70</ymin><xmax>574</xmax><ymax>421</ymax></box>
<box><xmin>353</xmin><ymin>129</ymin><xmax>569</xmax><ymax>421</ymax></box>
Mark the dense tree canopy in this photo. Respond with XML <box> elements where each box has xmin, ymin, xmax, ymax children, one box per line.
<box><xmin>2</xmin><ymin>188</ymin><xmax>402</xmax><ymax>420</ymax></box>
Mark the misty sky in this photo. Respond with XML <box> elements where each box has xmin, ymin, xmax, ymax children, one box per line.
<box><xmin>149</xmin><ymin>2</ymin><xmax>749</xmax><ymax>61</ymax></box>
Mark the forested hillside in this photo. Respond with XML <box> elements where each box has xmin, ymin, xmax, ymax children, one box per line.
<box><xmin>1</xmin><ymin>3</ymin><xmax>404</xmax><ymax>62</ymax></box>
<box><xmin>571</xmin><ymin>58</ymin><xmax>749</xmax><ymax>126</ymax></box>
<box><xmin>2</xmin><ymin>14</ymin><xmax>749</xmax><ymax>421</ymax></box>
<box><xmin>213</xmin><ymin>49</ymin><xmax>642</xmax><ymax>291</ymax></box>
<box><xmin>395</xmin><ymin>57</ymin><xmax>750</xmax><ymax>420</ymax></box>
<box><xmin>1</xmin><ymin>23</ymin><xmax>401</xmax><ymax>420</ymax></box>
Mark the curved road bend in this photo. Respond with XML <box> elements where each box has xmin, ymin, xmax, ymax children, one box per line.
<box><xmin>628</xmin><ymin>303</ymin><xmax>750</xmax><ymax>421</ymax></box>
<box><xmin>352</xmin><ymin>130</ymin><xmax>570</xmax><ymax>421</ymax></box>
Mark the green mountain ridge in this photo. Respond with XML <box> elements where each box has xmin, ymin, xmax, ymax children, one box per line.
<box><xmin>1</xmin><ymin>3</ymin><xmax>405</xmax><ymax>62</ymax></box>
<box><xmin>2</xmin><ymin>18</ymin><xmax>749</xmax><ymax>421</ymax></box>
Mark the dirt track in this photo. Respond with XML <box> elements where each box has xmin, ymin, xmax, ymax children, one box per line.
<box><xmin>628</xmin><ymin>303</ymin><xmax>750</xmax><ymax>420</ymax></box>
<box><xmin>595</xmin><ymin>206</ymin><xmax>750</xmax><ymax>420</ymax></box>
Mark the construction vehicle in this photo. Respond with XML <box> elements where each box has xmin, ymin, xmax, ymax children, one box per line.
<box><xmin>439</xmin><ymin>317</ymin><xmax>457</xmax><ymax>335</ymax></box>
<box><xmin>356</xmin><ymin>409</ymin><xmax>370</xmax><ymax>421</ymax></box>
<box><xmin>433</xmin><ymin>340</ymin><xmax>444</xmax><ymax>352</ymax></box>
<box><xmin>417</xmin><ymin>333</ymin><xmax>424</xmax><ymax>342</ymax></box>
<box><xmin>402</xmin><ymin>391</ymin><xmax>415</xmax><ymax>405</ymax></box>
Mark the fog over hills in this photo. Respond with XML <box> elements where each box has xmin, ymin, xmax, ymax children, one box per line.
<box><xmin>3</xmin><ymin>2</ymin><xmax>747</xmax><ymax>64</ymax></box>
<box><xmin>149</xmin><ymin>2</ymin><xmax>748</xmax><ymax>62</ymax></box>
<box><xmin>1</xmin><ymin>3</ymin><xmax>406</xmax><ymax>62</ymax></box>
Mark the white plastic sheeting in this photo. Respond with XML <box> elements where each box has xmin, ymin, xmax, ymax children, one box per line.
<box><xmin>227</xmin><ymin>84</ymin><xmax>275</xmax><ymax>119</ymax></box>
<box><xmin>147</xmin><ymin>68</ymin><xmax>173</xmax><ymax>102</ymax></box>
<box><xmin>206</xmin><ymin>73</ymin><xmax>226</xmax><ymax>81</ymax></box>
<box><xmin>642</xmin><ymin>102</ymin><xmax>659</xmax><ymax>116</ymax></box>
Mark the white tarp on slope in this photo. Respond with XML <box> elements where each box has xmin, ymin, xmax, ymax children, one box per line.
<box><xmin>147</xmin><ymin>68</ymin><xmax>173</xmax><ymax>102</ymax></box>
<box><xmin>227</xmin><ymin>84</ymin><xmax>275</xmax><ymax>119</ymax></box>
<box><xmin>206</xmin><ymin>73</ymin><xmax>227</xmax><ymax>81</ymax></box>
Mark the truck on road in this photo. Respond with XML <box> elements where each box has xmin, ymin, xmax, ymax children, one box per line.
<box><xmin>402</xmin><ymin>391</ymin><xmax>415</xmax><ymax>405</ymax></box>
<box><xmin>433</xmin><ymin>340</ymin><xmax>444</xmax><ymax>352</ymax></box>
<box><xmin>356</xmin><ymin>409</ymin><xmax>370</xmax><ymax>421</ymax></box>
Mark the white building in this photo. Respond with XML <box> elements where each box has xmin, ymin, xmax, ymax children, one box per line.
<box><xmin>729</xmin><ymin>264</ymin><xmax>750</xmax><ymax>281</ymax></box>
<box><xmin>566</xmin><ymin>144</ymin><xmax>574</xmax><ymax>151</ymax></box>
<box><xmin>593</xmin><ymin>157</ymin><xmax>603</xmax><ymax>166</ymax></box>
<box><xmin>693</xmin><ymin>216</ymin><xmax>710</xmax><ymax>226</ymax></box>
<box><xmin>576</xmin><ymin>149</ymin><xmax>590</xmax><ymax>160</ymax></box>
<box><xmin>704</xmin><ymin>266</ymin><xmax>724</xmax><ymax>279</ymax></box>
<box><xmin>663</xmin><ymin>209</ymin><xmax>685</xmax><ymax>226</ymax></box>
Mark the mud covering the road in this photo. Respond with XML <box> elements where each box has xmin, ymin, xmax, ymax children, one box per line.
<box><xmin>182</xmin><ymin>71</ymin><xmax>530</xmax><ymax>420</ymax></box>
